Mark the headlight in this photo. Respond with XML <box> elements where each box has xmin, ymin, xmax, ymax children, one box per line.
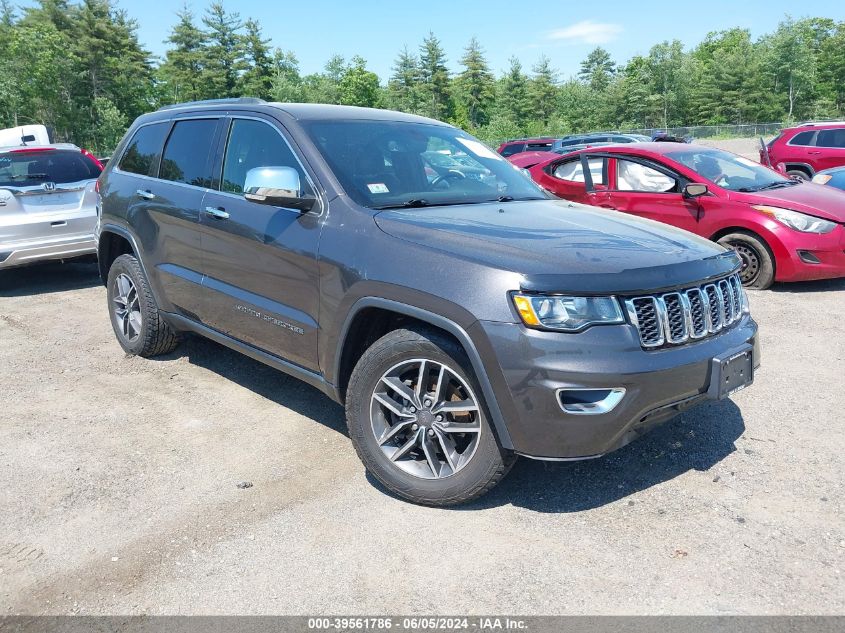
<box><xmin>752</xmin><ymin>205</ymin><xmax>836</xmax><ymax>234</ymax></box>
<box><xmin>512</xmin><ymin>294</ymin><xmax>624</xmax><ymax>332</ymax></box>
<box><xmin>811</xmin><ymin>173</ymin><xmax>832</xmax><ymax>185</ymax></box>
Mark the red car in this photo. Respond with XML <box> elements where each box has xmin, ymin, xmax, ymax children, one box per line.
<box><xmin>761</xmin><ymin>122</ymin><xmax>845</xmax><ymax>180</ymax></box>
<box><xmin>528</xmin><ymin>143</ymin><xmax>845</xmax><ymax>289</ymax></box>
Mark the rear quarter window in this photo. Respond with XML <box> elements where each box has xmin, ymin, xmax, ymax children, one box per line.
<box><xmin>500</xmin><ymin>143</ymin><xmax>525</xmax><ymax>157</ymax></box>
<box><xmin>787</xmin><ymin>130</ymin><xmax>816</xmax><ymax>146</ymax></box>
<box><xmin>118</xmin><ymin>122</ymin><xmax>170</xmax><ymax>176</ymax></box>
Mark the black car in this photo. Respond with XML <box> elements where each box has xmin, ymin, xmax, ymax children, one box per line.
<box><xmin>96</xmin><ymin>99</ymin><xmax>759</xmax><ymax>505</ymax></box>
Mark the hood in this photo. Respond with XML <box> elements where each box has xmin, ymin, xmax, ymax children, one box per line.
<box><xmin>731</xmin><ymin>181</ymin><xmax>845</xmax><ymax>223</ymax></box>
<box><xmin>375</xmin><ymin>199</ymin><xmax>740</xmax><ymax>294</ymax></box>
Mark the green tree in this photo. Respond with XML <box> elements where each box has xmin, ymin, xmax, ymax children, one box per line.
<box><xmin>158</xmin><ymin>6</ymin><xmax>207</xmax><ymax>103</ymax></box>
<box><xmin>339</xmin><ymin>55</ymin><xmax>380</xmax><ymax>107</ymax></box>
<box><xmin>387</xmin><ymin>46</ymin><xmax>421</xmax><ymax>113</ymax></box>
<box><xmin>270</xmin><ymin>50</ymin><xmax>305</xmax><ymax>102</ymax></box>
<box><xmin>495</xmin><ymin>56</ymin><xmax>531</xmax><ymax>130</ymax></box>
<box><xmin>454</xmin><ymin>37</ymin><xmax>495</xmax><ymax>128</ymax></box>
<box><xmin>579</xmin><ymin>47</ymin><xmax>616</xmax><ymax>92</ymax></box>
<box><xmin>200</xmin><ymin>2</ymin><xmax>245</xmax><ymax>98</ymax></box>
<box><xmin>418</xmin><ymin>31</ymin><xmax>451</xmax><ymax>120</ymax></box>
<box><xmin>762</xmin><ymin>18</ymin><xmax>817</xmax><ymax>120</ymax></box>
<box><xmin>239</xmin><ymin>18</ymin><xmax>273</xmax><ymax>99</ymax></box>
<box><xmin>528</xmin><ymin>55</ymin><xmax>558</xmax><ymax>126</ymax></box>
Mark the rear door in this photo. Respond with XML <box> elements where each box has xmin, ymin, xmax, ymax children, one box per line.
<box><xmin>0</xmin><ymin>148</ymin><xmax>101</xmax><ymax>252</ymax></box>
<box><xmin>196</xmin><ymin>116</ymin><xmax>323</xmax><ymax>371</ymax></box>
<box><xmin>109</xmin><ymin>117</ymin><xmax>222</xmax><ymax>319</ymax></box>
<box><xmin>535</xmin><ymin>154</ymin><xmax>611</xmax><ymax>207</ymax></box>
<box><xmin>810</xmin><ymin>128</ymin><xmax>845</xmax><ymax>171</ymax></box>
<box><xmin>605</xmin><ymin>155</ymin><xmax>701</xmax><ymax>233</ymax></box>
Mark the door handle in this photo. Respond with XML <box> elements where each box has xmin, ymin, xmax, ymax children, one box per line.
<box><xmin>205</xmin><ymin>206</ymin><xmax>229</xmax><ymax>220</ymax></box>
<box><xmin>808</xmin><ymin>151</ymin><xmax>822</xmax><ymax>155</ymax></box>
<box><xmin>136</xmin><ymin>189</ymin><xmax>155</xmax><ymax>200</ymax></box>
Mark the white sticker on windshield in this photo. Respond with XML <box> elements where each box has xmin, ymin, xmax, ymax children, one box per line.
<box><xmin>367</xmin><ymin>183</ymin><xmax>390</xmax><ymax>194</ymax></box>
<box><xmin>455</xmin><ymin>137</ymin><xmax>501</xmax><ymax>161</ymax></box>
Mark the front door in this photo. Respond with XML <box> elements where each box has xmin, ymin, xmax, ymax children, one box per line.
<box><xmin>605</xmin><ymin>156</ymin><xmax>701</xmax><ymax>234</ymax></box>
<box><xmin>197</xmin><ymin>117</ymin><xmax>323</xmax><ymax>372</ymax></box>
<box><xmin>538</xmin><ymin>154</ymin><xmax>611</xmax><ymax>207</ymax></box>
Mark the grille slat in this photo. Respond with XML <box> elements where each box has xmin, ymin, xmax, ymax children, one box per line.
<box><xmin>625</xmin><ymin>274</ymin><xmax>744</xmax><ymax>349</ymax></box>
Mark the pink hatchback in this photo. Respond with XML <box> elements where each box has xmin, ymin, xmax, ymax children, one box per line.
<box><xmin>529</xmin><ymin>143</ymin><xmax>845</xmax><ymax>288</ymax></box>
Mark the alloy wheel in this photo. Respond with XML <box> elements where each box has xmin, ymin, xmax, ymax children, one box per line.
<box><xmin>112</xmin><ymin>273</ymin><xmax>142</xmax><ymax>343</ymax></box>
<box><xmin>370</xmin><ymin>358</ymin><xmax>482</xmax><ymax>479</ymax></box>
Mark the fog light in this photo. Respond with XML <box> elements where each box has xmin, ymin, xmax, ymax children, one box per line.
<box><xmin>557</xmin><ymin>388</ymin><xmax>626</xmax><ymax>415</ymax></box>
<box><xmin>797</xmin><ymin>250</ymin><xmax>821</xmax><ymax>264</ymax></box>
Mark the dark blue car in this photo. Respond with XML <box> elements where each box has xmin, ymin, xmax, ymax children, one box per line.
<box><xmin>812</xmin><ymin>166</ymin><xmax>845</xmax><ymax>190</ymax></box>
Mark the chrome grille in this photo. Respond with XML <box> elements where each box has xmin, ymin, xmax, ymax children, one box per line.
<box><xmin>625</xmin><ymin>274</ymin><xmax>745</xmax><ymax>349</ymax></box>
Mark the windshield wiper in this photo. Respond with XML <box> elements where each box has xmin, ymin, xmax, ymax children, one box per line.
<box><xmin>372</xmin><ymin>198</ymin><xmax>431</xmax><ymax>210</ymax></box>
<box><xmin>737</xmin><ymin>180</ymin><xmax>798</xmax><ymax>193</ymax></box>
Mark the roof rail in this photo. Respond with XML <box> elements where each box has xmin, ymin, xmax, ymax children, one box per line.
<box><xmin>157</xmin><ymin>98</ymin><xmax>266</xmax><ymax>112</ymax></box>
<box><xmin>797</xmin><ymin>120</ymin><xmax>845</xmax><ymax>126</ymax></box>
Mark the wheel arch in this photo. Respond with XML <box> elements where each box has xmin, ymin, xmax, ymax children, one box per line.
<box><xmin>710</xmin><ymin>226</ymin><xmax>777</xmax><ymax>279</ymax></box>
<box><xmin>783</xmin><ymin>162</ymin><xmax>814</xmax><ymax>178</ymax></box>
<box><xmin>334</xmin><ymin>297</ymin><xmax>514</xmax><ymax>450</ymax></box>
<box><xmin>97</xmin><ymin>224</ymin><xmax>142</xmax><ymax>285</ymax></box>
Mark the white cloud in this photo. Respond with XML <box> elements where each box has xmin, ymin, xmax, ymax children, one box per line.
<box><xmin>546</xmin><ymin>20</ymin><xmax>623</xmax><ymax>45</ymax></box>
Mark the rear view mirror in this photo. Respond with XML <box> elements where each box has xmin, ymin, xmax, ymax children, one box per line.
<box><xmin>684</xmin><ymin>183</ymin><xmax>708</xmax><ymax>197</ymax></box>
<box><xmin>244</xmin><ymin>166</ymin><xmax>316</xmax><ymax>212</ymax></box>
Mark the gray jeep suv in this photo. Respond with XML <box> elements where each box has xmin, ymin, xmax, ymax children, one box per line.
<box><xmin>96</xmin><ymin>99</ymin><xmax>759</xmax><ymax>505</ymax></box>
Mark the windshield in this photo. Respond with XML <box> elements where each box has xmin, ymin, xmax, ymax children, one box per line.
<box><xmin>0</xmin><ymin>149</ymin><xmax>101</xmax><ymax>188</ymax></box>
<box><xmin>666</xmin><ymin>147</ymin><xmax>793</xmax><ymax>192</ymax></box>
<box><xmin>303</xmin><ymin>120</ymin><xmax>546</xmax><ymax>208</ymax></box>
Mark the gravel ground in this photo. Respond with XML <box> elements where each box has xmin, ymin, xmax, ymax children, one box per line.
<box><xmin>1</xmin><ymin>260</ymin><xmax>843</xmax><ymax>615</ymax></box>
<box><xmin>696</xmin><ymin>137</ymin><xmax>763</xmax><ymax>160</ymax></box>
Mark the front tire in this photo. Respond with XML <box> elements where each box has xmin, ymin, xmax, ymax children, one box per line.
<box><xmin>106</xmin><ymin>254</ymin><xmax>180</xmax><ymax>357</ymax></box>
<box><xmin>346</xmin><ymin>327</ymin><xmax>514</xmax><ymax>506</ymax></box>
<box><xmin>717</xmin><ymin>231</ymin><xmax>775</xmax><ymax>289</ymax></box>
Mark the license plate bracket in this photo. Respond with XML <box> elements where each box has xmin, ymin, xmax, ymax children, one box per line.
<box><xmin>707</xmin><ymin>345</ymin><xmax>754</xmax><ymax>400</ymax></box>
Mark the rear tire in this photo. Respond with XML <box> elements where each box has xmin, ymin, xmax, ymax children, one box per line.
<box><xmin>786</xmin><ymin>169</ymin><xmax>810</xmax><ymax>181</ymax></box>
<box><xmin>717</xmin><ymin>231</ymin><xmax>775</xmax><ymax>289</ymax></box>
<box><xmin>345</xmin><ymin>326</ymin><xmax>514</xmax><ymax>506</ymax></box>
<box><xmin>106</xmin><ymin>254</ymin><xmax>180</xmax><ymax>357</ymax></box>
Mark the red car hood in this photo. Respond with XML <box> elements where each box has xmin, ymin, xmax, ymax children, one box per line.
<box><xmin>730</xmin><ymin>182</ymin><xmax>845</xmax><ymax>223</ymax></box>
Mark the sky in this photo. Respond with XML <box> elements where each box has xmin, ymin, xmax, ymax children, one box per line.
<box><xmin>16</xmin><ymin>0</ymin><xmax>845</xmax><ymax>80</ymax></box>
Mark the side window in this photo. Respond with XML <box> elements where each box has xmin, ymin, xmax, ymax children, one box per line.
<box><xmin>815</xmin><ymin>129</ymin><xmax>845</xmax><ymax>148</ymax></box>
<box><xmin>118</xmin><ymin>123</ymin><xmax>169</xmax><ymax>176</ymax></box>
<box><xmin>158</xmin><ymin>119</ymin><xmax>218</xmax><ymax>187</ymax></box>
<box><xmin>221</xmin><ymin>119</ymin><xmax>312</xmax><ymax>195</ymax></box>
<box><xmin>500</xmin><ymin>143</ymin><xmax>525</xmax><ymax>157</ymax></box>
<box><xmin>526</xmin><ymin>142</ymin><xmax>552</xmax><ymax>151</ymax></box>
<box><xmin>616</xmin><ymin>159</ymin><xmax>676</xmax><ymax>193</ymax></box>
<box><xmin>789</xmin><ymin>131</ymin><xmax>816</xmax><ymax>146</ymax></box>
<box><xmin>552</xmin><ymin>157</ymin><xmax>605</xmax><ymax>185</ymax></box>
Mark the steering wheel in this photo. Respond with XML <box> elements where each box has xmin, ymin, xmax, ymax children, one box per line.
<box><xmin>431</xmin><ymin>169</ymin><xmax>466</xmax><ymax>188</ymax></box>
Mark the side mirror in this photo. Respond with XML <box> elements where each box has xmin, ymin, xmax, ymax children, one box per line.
<box><xmin>684</xmin><ymin>183</ymin><xmax>708</xmax><ymax>198</ymax></box>
<box><xmin>21</xmin><ymin>134</ymin><xmax>36</xmax><ymax>145</ymax></box>
<box><xmin>243</xmin><ymin>166</ymin><xmax>316</xmax><ymax>212</ymax></box>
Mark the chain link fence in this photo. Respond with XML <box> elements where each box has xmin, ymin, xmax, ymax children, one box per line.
<box><xmin>621</xmin><ymin>123</ymin><xmax>785</xmax><ymax>140</ymax></box>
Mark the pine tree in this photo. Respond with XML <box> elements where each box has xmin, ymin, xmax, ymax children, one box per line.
<box><xmin>579</xmin><ymin>47</ymin><xmax>616</xmax><ymax>92</ymax></box>
<box><xmin>455</xmin><ymin>37</ymin><xmax>495</xmax><ymax>127</ymax></box>
<box><xmin>496</xmin><ymin>57</ymin><xmax>530</xmax><ymax>129</ymax></box>
<box><xmin>388</xmin><ymin>46</ymin><xmax>421</xmax><ymax>113</ymax></box>
<box><xmin>200</xmin><ymin>2</ymin><xmax>245</xmax><ymax>98</ymax></box>
<box><xmin>418</xmin><ymin>32</ymin><xmax>451</xmax><ymax>120</ymax></box>
<box><xmin>528</xmin><ymin>55</ymin><xmax>558</xmax><ymax>126</ymax></box>
<box><xmin>159</xmin><ymin>6</ymin><xmax>207</xmax><ymax>103</ymax></box>
<box><xmin>240</xmin><ymin>18</ymin><xmax>273</xmax><ymax>99</ymax></box>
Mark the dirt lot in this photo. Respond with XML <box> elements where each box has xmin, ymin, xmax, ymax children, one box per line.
<box><xmin>1</xmin><ymin>260</ymin><xmax>843</xmax><ymax>615</ymax></box>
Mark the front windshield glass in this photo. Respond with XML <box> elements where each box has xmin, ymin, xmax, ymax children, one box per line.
<box><xmin>666</xmin><ymin>147</ymin><xmax>793</xmax><ymax>192</ymax></box>
<box><xmin>303</xmin><ymin>120</ymin><xmax>545</xmax><ymax>208</ymax></box>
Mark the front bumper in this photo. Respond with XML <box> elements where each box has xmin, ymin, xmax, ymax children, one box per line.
<box><xmin>472</xmin><ymin>315</ymin><xmax>759</xmax><ymax>459</ymax></box>
<box><xmin>770</xmin><ymin>223</ymin><xmax>845</xmax><ymax>282</ymax></box>
<box><xmin>0</xmin><ymin>234</ymin><xmax>96</xmax><ymax>269</ymax></box>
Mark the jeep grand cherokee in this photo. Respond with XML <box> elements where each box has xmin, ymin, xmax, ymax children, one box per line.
<box><xmin>96</xmin><ymin>99</ymin><xmax>759</xmax><ymax>505</ymax></box>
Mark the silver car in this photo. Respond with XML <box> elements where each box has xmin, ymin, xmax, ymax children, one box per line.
<box><xmin>0</xmin><ymin>143</ymin><xmax>102</xmax><ymax>269</ymax></box>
